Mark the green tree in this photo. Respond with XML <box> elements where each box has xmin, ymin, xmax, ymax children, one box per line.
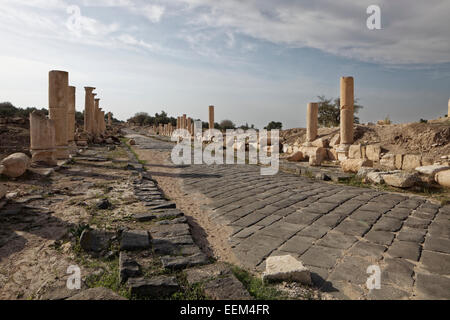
<box><xmin>317</xmin><ymin>96</ymin><xmax>363</xmax><ymax>127</ymax></box>
<box><xmin>264</xmin><ymin>121</ymin><xmax>282</xmax><ymax>130</ymax></box>
<box><xmin>219</xmin><ymin>120</ymin><xmax>236</xmax><ymax>130</ymax></box>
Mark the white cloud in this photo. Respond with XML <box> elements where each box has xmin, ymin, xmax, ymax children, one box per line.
<box><xmin>140</xmin><ymin>4</ymin><xmax>165</xmax><ymax>23</ymax></box>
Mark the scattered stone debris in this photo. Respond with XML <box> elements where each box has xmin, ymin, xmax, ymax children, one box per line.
<box><xmin>0</xmin><ymin>152</ymin><xmax>30</xmax><ymax>178</ymax></box>
<box><xmin>262</xmin><ymin>255</ymin><xmax>312</xmax><ymax>285</ymax></box>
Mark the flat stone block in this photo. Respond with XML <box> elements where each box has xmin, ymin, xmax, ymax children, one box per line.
<box><xmin>386</xmin><ymin>240</ymin><xmax>421</xmax><ymax>261</ymax></box>
<box><xmin>262</xmin><ymin>255</ymin><xmax>312</xmax><ymax>285</ymax></box>
<box><xmin>120</xmin><ymin>230</ymin><xmax>150</xmax><ymax>251</ymax></box>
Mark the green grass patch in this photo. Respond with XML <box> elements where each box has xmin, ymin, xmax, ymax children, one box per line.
<box><xmin>230</xmin><ymin>265</ymin><xmax>286</xmax><ymax>300</ymax></box>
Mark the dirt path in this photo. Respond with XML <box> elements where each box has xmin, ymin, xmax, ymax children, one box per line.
<box><xmin>131</xmin><ymin>143</ymin><xmax>240</xmax><ymax>266</ymax></box>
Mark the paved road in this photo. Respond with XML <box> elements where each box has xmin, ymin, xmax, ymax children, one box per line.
<box><xmin>129</xmin><ymin>132</ymin><xmax>450</xmax><ymax>300</ymax></box>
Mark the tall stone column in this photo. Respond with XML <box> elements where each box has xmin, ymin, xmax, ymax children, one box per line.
<box><xmin>67</xmin><ymin>86</ymin><xmax>76</xmax><ymax>143</ymax></box>
<box><xmin>340</xmin><ymin>77</ymin><xmax>354</xmax><ymax>146</ymax></box>
<box><xmin>84</xmin><ymin>87</ymin><xmax>95</xmax><ymax>133</ymax></box>
<box><xmin>94</xmin><ymin>98</ymin><xmax>101</xmax><ymax>136</ymax></box>
<box><xmin>30</xmin><ymin>111</ymin><xmax>57</xmax><ymax>165</ymax></box>
<box><xmin>182</xmin><ymin>114</ymin><xmax>187</xmax><ymax>130</ymax></box>
<box><xmin>209</xmin><ymin>106</ymin><xmax>215</xmax><ymax>129</ymax></box>
<box><xmin>49</xmin><ymin>70</ymin><xmax>69</xmax><ymax>159</ymax></box>
<box><xmin>187</xmin><ymin>117</ymin><xmax>192</xmax><ymax>135</ymax></box>
<box><xmin>305</xmin><ymin>102</ymin><xmax>319</xmax><ymax>145</ymax></box>
<box><xmin>448</xmin><ymin>98</ymin><xmax>450</xmax><ymax>117</ymax></box>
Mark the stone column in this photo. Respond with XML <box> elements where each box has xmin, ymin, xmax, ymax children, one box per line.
<box><xmin>305</xmin><ymin>102</ymin><xmax>319</xmax><ymax>145</ymax></box>
<box><xmin>340</xmin><ymin>77</ymin><xmax>354</xmax><ymax>146</ymax></box>
<box><xmin>67</xmin><ymin>86</ymin><xmax>76</xmax><ymax>143</ymax></box>
<box><xmin>448</xmin><ymin>98</ymin><xmax>450</xmax><ymax>117</ymax></box>
<box><xmin>49</xmin><ymin>70</ymin><xmax>69</xmax><ymax>159</ymax></box>
<box><xmin>30</xmin><ymin>111</ymin><xmax>57</xmax><ymax>165</ymax></box>
<box><xmin>187</xmin><ymin>117</ymin><xmax>192</xmax><ymax>135</ymax></box>
<box><xmin>182</xmin><ymin>114</ymin><xmax>187</xmax><ymax>130</ymax></box>
<box><xmin>94</xmin><ymin>98</ymin><xmax>100</xmax><ymax>136</ymax></box>
<box><xmin>177</xmin><ymin>117</ymin><xmax>180</xmax><ymax>129</ymax></box>
<box><xmin>100</xmin><ymin>110</ymin><xmax>105</xmax><ymax>134</ymax></box>
<box><xmin>84</xmin><ymin>87</ymin><xmax>95</xmax><ymax>133</ymax></box>
<box><xmin>209</xmin><ymin>106</ymin><xmax>214</xmax><ymax>129</ymax></box>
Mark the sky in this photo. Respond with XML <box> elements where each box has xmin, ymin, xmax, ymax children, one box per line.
<box><xmin>0</xmin><ymin>0</ymin><xmax>449</xmax><ymax>129</ymax></box>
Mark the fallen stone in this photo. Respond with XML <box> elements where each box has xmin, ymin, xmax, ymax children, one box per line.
<box><xmin>356</xmin><ymin>167</ymin><xmax>377</xmax><ymax>179</ymax></box>
<box><xmin>133</xmin><ymin>212</ymin><xmax>157</xmax><ymax>222</ymax></box>
<box><xmin>119</xmin><ymin>252</ymin><xmax>141</xmax><ymax>284</ymax></box>
<box><xmin>383</xmin><ymin>172</ymin><xmax>419</xmax><ymax>188</ymax></box>
<box><xmin>415</xmin><ymin>165</ymin><xmax>449</xmax><ymax>176</ymax></box>
<box><xmin>120</xmin><ymin>230</ymin><xmax>150</xmax><ymax>251</ymax></box>
<box><xmin>348</xmin><ymin>144</ymin><xmax>366</xmax><ymax>159</ymax></box>
<box><xmin>380</xmin><ymin>154</ymin><xmax>396</xmax><ymax>170</ymax></box>
<box><xmin>287</xmin><ymin>151</ymin><xmax>304</xmax><ymax>162</ymax></box>
<box><xmin>145</xmin><ymin>201</ymin><xmax>177</xmax><ymax>210</ymax></box>
<box><xmin>79</xmin><ymin>229</ymin><xmax>111</xmax><ymax>253</ymax></box>
<box><xmin>402</xmin><ymin>154</ymin><xmax>422</xmax><ymax>171</ymax></box>
<box><xmin>341</xmin><ymin>159</ymin><xmax>373</xmax><ymax>173</ymax></box>
<box><xmin>96</xmin><ymin>198</ymin><xmax>112</xmax><ymax>210</ymax></box>
<box><xmin>262</xmin><ymin>255</ymin><xmax>312</xmax><ymax>285</ymax></box>
<box><xmin>67</xmin><ymin>287</ymin><xmax>127</xmax><ymax>300</ymax></box>
<box><xmin>0</xmin><ymin>153</ymin><xmax>30</xmax><ymax>178</ymax></box>
<box><xmin>161</xmin><ymin>253</ymin><xmax>210</xmax><ymax>270</ymax></box>
<box><xmin>366</xmin><ymin>144</ymin><xmax>381</xmax><ymax>162</ymax></box>
<box><xmin>435</xmin><ymin>169</ymin><xmax>450</xmax><ymax>187</ymax></box>
<box><xmin>311</xmin><ymin>138</ymin><xmax>329</xmax><ymax>148</ymax></box>
<box><xmin>329</xmin><ymin>134</ymin><xmax>340</xmax><ymax>147</ymax></box>
<box><xmin>128</xmin><ymin>276</ymin><xmax>180</xmax><ymax>298</ymax></box>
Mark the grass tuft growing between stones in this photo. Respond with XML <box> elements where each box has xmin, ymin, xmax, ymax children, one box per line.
<box><xmin>230</xmin><ymin>265</ymin><xmax>286</xmax><ymax>300</ymax></box>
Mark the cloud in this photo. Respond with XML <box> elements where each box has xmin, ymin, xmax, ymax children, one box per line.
<box><xmin>140</xmin><ymin>4</ymin><xmax>165</xmax><ymax>23</ymax></box>
<box><xmin>174</xmin><ymin>0</ymin><xmax>450</xmax><ymax>65</ymax></box>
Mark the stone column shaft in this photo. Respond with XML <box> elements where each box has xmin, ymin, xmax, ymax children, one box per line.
<box><xmin>306</xmin><ymin>102</ymin><xmax>319</xmax><ymax>143</ymax></box>
<box><xmin>49</xmin><ymin>70</ymin><xmax>69</xmax><ymax>159</ymax></box>
<box><xmin>84</xmin><ymin>87</ymin><xmax>95</xmax><ymax>133</ymax></box>
<box><xmin>209</xmin><ymin>106</ymin><xmax>214</xmax><ymax>129</ymax></box>
<box><xmin>30</xmin><ymin>111</ymin><xmax>57</xmax><ymax>165</ymax></box>
<box><xmin>340</xmin><ymin>77</ymin><xmax>354</xmax><ymax>145</ymax></box>
<box><xmin>67</xmin><ymin>86</ymin><xmax>76</xmax><ymax>143</ymax></box>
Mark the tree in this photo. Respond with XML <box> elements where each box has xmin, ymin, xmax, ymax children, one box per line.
<box><xmin>264</xmin><ymin>121</ymin><xmax>282</xmax><ymax>130</ymax></box>
<box><xmin>219</xmin><ymin>120</ymin><xmax>236</xmax><ymax>130</ymax></box>
<box><xmin>317</xmin><ymin>96</ymin><xmax>363</xmax><ymax>127</ymax></box>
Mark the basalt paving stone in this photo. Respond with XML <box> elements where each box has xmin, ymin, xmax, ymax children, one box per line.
<box><xmin>381</xmin><ymin>258</ymin><xmax>415</xmax><ymax>289</ymax></box>
<box><xmin>428</xmin><ymin>221</ymin><xmax>450</xmax><ymax>238</ymax></box>
<box><xmin>258</xmin><ymin>221</ymin><xmax>303</xmax><ymax>240</ymax></box>
<box><xmin>396</xmin><ymin>199</ymin><xmax>424</xmax><ymax>209</ymax></box>
<box><xmin>160</xmin><ymin>252</ymin><xmax>210</xmax><ymax>270</ymax></box>
<box><xmin>403</xmin><ymin>216</ymin><xmax>431</xmax><ymax>229</ymax></box>
<box><xmin>367</xmin><ymin>285</ymin><xmax>410</xmax><ymax>300</ymax></box>
<box><xmin>316</xmin><ymin>232</ymin><xmax>358</xmax><ymax>250</ymax></box>
<box><xmin>297</xmin><ymin>224</ymin><xmax>330</xmax><ymax>240</ymax></box>
<box><xmin>372</xmin><ymin>217</ymin><xmax>403</xmax><ymax>232</ymax></box>
<box><xmin>420</xmin><ymin>250</ymin><xmax>450</xmax><ymax>275</ymax></box>
<box><xmin>350</xmin><ymin>210</ymin><xmax>382</xmax><ymax>225</ymax></box>
<box><xmin>303</xmin><ymin>202</ymin><xmax>338</xmax><ymax>215</ymax></box>
<box><xmin>307</xmin><ymin>266</ymin><xmax>330</xmax><ymax>288</ymax></box>
<box><xmin>333</xmin><ymin>219</ymin><xmax>371</xmax><ymax>237</ymax></box>
<box><xmin>386</xmin><ymin>240</ymin><xmax>421</xmax><ymax>261</ymax></box>
<box><xmin>384</xmin><ymin>207</ymin><xmax>413</xmax><ymax>220</ymax></box>
<box><xmin>150</xmin><ymin>223</ymin><xmax>190</xmax><ymax>238</ymax></box>
<box><xmin>234</xmin><ymin>235</ymin><xmax>285</xmax><ymax>267</ymax></box>
<box><xmin>233</xmin><ymin>225</ymin><xmax>264</xmax><ymax>239</ymax></box>
<box><xmin>313</xmin><ymin>214</ymin><xmax>344</xmax><ymax>228</ymax></box>
<box><xmin>232</xmin><ymin>213</ymin><xmax>266</xmax><ymax>228</ymax></box>
<box><xmin>397</xmin><ymin>228</ymin><xmax>426</xmax><ymax>243</ymax></box>
<box><xmin>278</xmin><ymin>235</ymin><xmax>315</xmax><ymax>255</ymax></box>
<box><xmin>284</xmin><ymin>212</ymin><xmax>321</xmax><ymax>225</ymax></box>
<box><xmin>423</xmin><ymin>236</ymin><xmax>450</xmax><ymax>254</ymax></box>
<box><xmin>300</xmin><ymin>246</ymin><xmax>343</xmax><ymax>269</ymax></box>
<box><xmin>414</xmin><ymin>273</ymin><xmax>450</xmax><ymax>300</ymax></box>
<box><xmin>254</xmin><ymin>215</ymin><xmax>282</xmax><ymax>227</ymax></box>
<box><xmin>347</xmin><ymin>241</ymin><xmax>386</xmax><ymax>260</ymax></box>
<box><xmin>364</xmin><ymin>230</ymin><xmax>395</xmax><ymax>246</ymax></box>
<box><xmin>358</xmin><ymin>202</ymin><xmax>393</xmax><ymax>213</ymax></box>
<box><xmin>411</xmin><ymin>211</ymin><xmax>436</xmax><ymax>221</ymax></box>
<box><xmin>327</xmin><ymin>256</ymin><xmax>371</xmax><ymax>285</ymax></box>
<box><xmin>120</xmin><ymin>230</ymin><xmax>150</xmax><ymax>251</ymax></box>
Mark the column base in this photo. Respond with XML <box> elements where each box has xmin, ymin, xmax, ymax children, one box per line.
<box><xmin>336</xmin><ymin>144</ymin><xmax>350</xmax><ymax>161</ymax></box>
<box><xmin>54</xmin><ymin>146</ymin><xmax>69</xmax><ymax>159</ymax></box>
<box><xmin>31</xmin><ymin>149</ymin><xmax>58</xmax><ymax>166</ymax></box>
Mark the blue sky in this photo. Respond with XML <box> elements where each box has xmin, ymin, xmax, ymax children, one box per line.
<box><xmin>0</xmin><ymin>0</ymin><xmax>449</xmax><ymax>129</ymax></box>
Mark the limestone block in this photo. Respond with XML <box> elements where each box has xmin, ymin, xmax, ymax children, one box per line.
<box><xmin>435</xmin><ymin>170</ymin><xmax>450</xmax><ymax>187</ymax></box>
<box><xmin>415</xmin><ymin>165</ymin><xmax>449</xmax><ymax>177</ymax></box>
<box><xmin>330</xmin><ymin>134</ymin><xmax>340</xmax><ymax>147</ymax></box>
<box><xmin>395</xmin><ymin>154</ymin><xmax>404</xmax><ymax>170</ymax></box>
<box><xmin>366</xmin><ymin>144</ymin><xmax>381</xmax><ymax>162</ymax></box>
<box><xmin>0</xmin><ymin>153</ymin><xmax>30</xmax><ymax>178</ymax></box>
<box><xmin>287</xmin><ymin>151</ymin><xmax>304</xmax><ymax>162</ymax></box>
<box><xmin>341</xmin><ymin>159</ymin><xmax>373</xmax><ymax>173</ymax></box>
<box><xmin>262</xmin><ymin>255</ymin><xmax>311</xmax><ymax>285</ymax></box>
<box><xmin>327</xmin><ymin>148</ymin><xmax>337</xmax><ymax>161</ymax></box>
<box><xmin>380</xmin><ymin>154</ymin><xmax>396</xmax><ymax>170</ymax></box>
<box><xmin>402</xmin><ymin>154</ymin><xmax>422</xmax><ymax>171</ymax></box>
<box><xmin>309</xmin><ymin>154</ymin><xmax>321</xmax><ymax>166</ymax></box>
<box><xmin>348</xmin><ymin>144</ymin><xmax>366</xmax><ymax>159</ymax></box>
<box><xmin>300</xmin><ymin>146</ymin><xmax>327</xmax><ymax>163</ymax></box>
<box><xmin>383</xmin><ymin>172</ymin><xmax>419</xmax><ymax>188</ymax></box>
<box><xmin>367</xmin><ymin>171</ymin><xmax>388</xmax><ymax>184</ymax></box>
<box><xmin>421</xmin><ymin>156</ymin><xmax>434</xmax><ymax>166</ymax></box>
<box><xmin>311</xmin><ymin>137</ymin><xmax>329</xmax><ymax>148</ymax></box>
